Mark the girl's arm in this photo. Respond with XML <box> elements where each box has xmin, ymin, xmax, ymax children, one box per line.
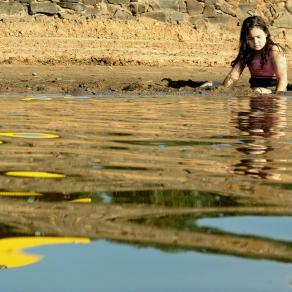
<box><xmin>223</xmin><ymin>62</ymin><xmax>244</xmax><ymax>88</ymax></box>
<box><xmin>271</xmin><ymin>46</ymin><xmax>287</xmax><ymax>92</ymax></box>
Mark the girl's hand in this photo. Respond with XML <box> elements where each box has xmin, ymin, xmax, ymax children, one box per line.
<box><xmin>223</xmin><ymin>62</ymin><xmax>243</xmax><ymax>88</ymax></box>
<box><xmin>271</xmin><ymin>45</ymin><xmax>288</xmax><ymax>92</ymax></box>
<box><xmin>254</xmin><ymin>87</ymin><xmax>272</xmax><ymax>94</ymax></box>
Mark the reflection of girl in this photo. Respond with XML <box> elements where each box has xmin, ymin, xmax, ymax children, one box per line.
<box><xmin>223</xmin><ymin>16</ymin><xmax>289</xmax><ymax>93</ymax></box>
<box><xmin>231</xmin><ymin>95</ymin><xmax>287</xmax><ymax>180</ymax></box>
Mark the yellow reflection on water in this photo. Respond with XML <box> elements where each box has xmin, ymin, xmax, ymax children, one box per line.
<box><xmin>0</xmin><ymin>191</ymin><xmax>43</xmax><ymax>197</ymax></box>
<box><xmin>0</xmin><ymin>237</ymin><xmax>90</xmax><ymax>269</ymax></box>
<box><xmin>0</xmin><ymin>132</ymin><xmax>59</xmax><ymax>139</ymax></box>
<box><xmin>21</xmin><ymin>97</ymin><xmax>52</xmax><ymax>101</ymax></box>
<box><xmin>4</xmin><ymin>171</ymin><xmax>65</xmax><ymax>178</ymax></box>
<box><xmin>70</xmin><ymin>198</ymin><xmax>92</xmax><ymax>203</ymax></box>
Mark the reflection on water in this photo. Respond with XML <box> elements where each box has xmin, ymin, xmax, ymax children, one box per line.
<box><xmin>197</xmin><ymin>215</ymin><xmax>292</xmax><ymax>242</ymax></box>
<box><xmin>106</xmin><ymin>189</ymin><xmax>237</xmax><ymax>207</ymax></box>
<box><xmin>0</xmin><ymin>190</ymin><xmax>237</xmax><ymax>207</ymax></box>
<box><xmin>0</xmin><ymin>236</ymin><xmax>90</xmax><ymax>269</ymax></box>
<box><xmin>1</xmin><ymin>94</ymin><xmax>292</xmax><ymax>291</ymax></box>
<box><xmin>132</xmin><ymin>212</ymin><xmax>292</xmax><ymax>263</ymax></box>
<box><xmin>1</xmin><ymin>239</ymin><xmax>292</xmax><ymax>292</ymax></box>
<box><xmin>0</xmin><ymin>132</ymin><xmax>59</xmax><ymax>139</ymax></box>
<box><xmin>231</xmin><ymin>95</ymin><xmax>287</xmax><ymax>180</ymax></box>
<box><xmin>3</xmin><ymin>171</ymin><xmax>65</xmax><ymax>179</ymax></box>
<box><xmin>0</xmin><ymin>94</ymin><xmax>292</xmax><ymax>198</ymax></box>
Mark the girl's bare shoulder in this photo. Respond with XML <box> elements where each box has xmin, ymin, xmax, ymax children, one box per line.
<box><xmin>269</xmin><ymin>44</ymin><xmax>286</xmax><ymax>61</ymax></box>
<box><xmin>270</xmin><ymin>44</ymin><xmax>284</xmax><ymax>52</ymax></box>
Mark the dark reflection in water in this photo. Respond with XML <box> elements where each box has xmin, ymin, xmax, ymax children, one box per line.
<box><xmin>132</xmin><ymin>213</ymin><xmax>292</xmax><ymax>262</ymax></box>
<box><xmin>108</xmin><ymin>189</ymin><xmax>237</xmax><ymax>207</ymax></box>
<box><xmin>102</xmin><ymin>146</ymin><xmax>130</xmax><ymax>150</ymax></box>
<box><xmin>114</xmin><ymin>140</ymin><xmax>230</xmax><ymax>147</ymax></box>
<box><xmin>0</xmin><ymin>191</ymin><xmax>95</xmax><ymax>203</ymax></box>
<box><xmin>92</xmin><ymin>165</ymin><xmax>152</xmax><ymax>171</ymax></box>
<box><xmin>1</xmin><ymin>209</ymin><xmax>292</xmax><ymax>267</ymax></box>
<box><xmin>231</xmin><ymin>95</ymin><xmax>287</xmax><ymax>179</ymax></box>
<box><xmin>0</xmin><ymin>189</ymin><xmax>238</xmax><ymax>207</ymax></box>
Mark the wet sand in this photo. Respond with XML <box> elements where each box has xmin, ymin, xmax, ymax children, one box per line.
<box><xmin>0</xmin><ymin>64</ymin><xmax>237</xmax><ymax>95</ymax></box>
<box><xmin>0</xmin><ymin>64</ymin><xmax>291</xmax><ymax>96</ymax></box>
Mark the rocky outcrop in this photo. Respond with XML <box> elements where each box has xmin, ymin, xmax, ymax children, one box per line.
<box><xmin>0</xmin><ymin>0</ymin><xmax>290</xmax><ymax>30</ymax></box>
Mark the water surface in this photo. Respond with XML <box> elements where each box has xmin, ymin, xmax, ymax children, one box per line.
<box><xmin>1</xmin><ymin>93</ymin><xmax>292</xmax><ymax>291</ymax></box>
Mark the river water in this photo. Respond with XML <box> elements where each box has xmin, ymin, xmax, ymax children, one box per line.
<box><xmin>0</xmin><ymin>93</ymin><xmax>292</xmax><ymax>291</ymax></box>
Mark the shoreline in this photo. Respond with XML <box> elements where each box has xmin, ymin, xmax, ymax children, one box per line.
<box><xmin>0</xmin><ymin>64</ymin><xmax>291</xmax><ymax>96</ymax></box>
<box><xmin>0</xmin><ymin>17</ymin><xmax>290</xmax><ymax>96</ymax></box>
<box><xmin>0</xmin><ymin>64</ymin><xmax>250</xmax><ymax>95</ymax></box>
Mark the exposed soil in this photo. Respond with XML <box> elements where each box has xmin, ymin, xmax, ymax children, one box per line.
<box><xmin>0</xmin><ymin>64</ymin><xmax>246</xmax><ymax>95</ymax></box>
<box><xmin>0</xmin><ymin>18</ymin><xmax>291</xmax><ymax>95</ymax></box>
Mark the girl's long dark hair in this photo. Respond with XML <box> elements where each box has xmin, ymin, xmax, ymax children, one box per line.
<box><xmin>231</xmin><ymin>16</ymin><xmax>275</xmax><ymax>70</ymax></box>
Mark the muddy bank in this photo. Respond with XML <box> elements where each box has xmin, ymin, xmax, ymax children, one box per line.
<box><xmin>0</xmin><ymin>63</ymin><xmax>283</xmax><ymax>96</ymax></box>
<box><xmin>0</xmin><ymin>64</ymin><xmax>226</xmax><ymax>94</ymax></box>
<box><xmin>0</xmin><ymin>17</ymin><xmax>290</xmax><ymax>95</ymax></box>
<box><xmin>0</xmin><ymin>64</ymin><xmax>291</xmax><ymax>96</ymax></box>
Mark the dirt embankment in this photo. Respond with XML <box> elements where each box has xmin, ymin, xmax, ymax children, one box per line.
<box><xmin>0</xmin><ymin>18</ymin><xmax>290</xmax><ymax>94</ymax></box>
<box><xmin>0</xmin><ymin>18</ymin><xmax>291</xmax><ymax>67</ymax></box>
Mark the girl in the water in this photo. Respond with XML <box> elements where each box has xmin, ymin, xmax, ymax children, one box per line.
<box><xmin>223</xmin><ymin>16</ymin><xmax>288</xmax><ymax>93</ymax></box>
